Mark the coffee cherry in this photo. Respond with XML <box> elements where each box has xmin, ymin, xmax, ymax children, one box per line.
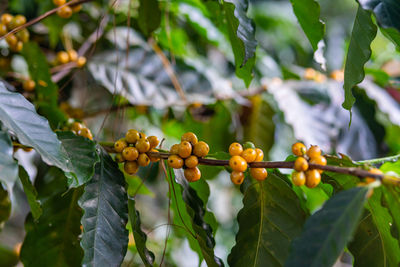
<box><xmin>292</xmin><ymin>171</ymin><xmax>306</xmax><ymax>186</ymax></box>
<box><xmin>53</xmin><ymin>0</ymin><xmax>66</xmax><ymax>6</ymax></box>
<box><xmin>229</xmin><ymin>156</ymin><xmax>247</xmax><ymax>172</ymax></box>
<box><xmin>168</xmin><ymin>155</ymin><xmax>184</xmax><ymax>169</ymax></box>
<box><xmin>138</xmin><ymin>153</ymin><xmax>150</xmax><ymax>167</ymax></box>
<box><xmin>148</xmin><ymin>149</ymin><xmax>160</xmax><ymax>162</ymax></box>
<box><xmin>147</xmin><ymin>136</ymin><xmax>159</xmax><ymax>149</ymax></box>
<box><xmin>178</xmin><ymin>141</ymin><xmax>192</xmax><ymax>158</ymax></box>
<box><xmin>77</xmin><ymin>56</ymin><xmax>86</xmax><ymax>68</ymax></box>
<box><xmin>307</xmin><ymin>145</ymin><xmax>322</xmax><ymax>158</ymax></box>
<box><xmin>193</xmin><ymin>141</ymin><xmax>209</xmax><ymax>157</ymax></box>
<box><xmin>122</xmin><ymin>147</ymin><xmax>139</xmax><ymax>161</ymax></box>
<box><xmin>67</xmin><ymin>49</ymin><xmax>78</xmax><ymax>62</ymax></box>
<box><xmin>57</xmin><ymin>51</ymin><xmax>69</xmax><ymax>64</ymax></box>
<box><xmin>115</xmin><ymin>153</ymin><xmax>124</xmax><ymax>163</ymax></box>
<box><xmin>184</xmin><ymin>167</ymin><xmax>201</xmax><ymax>182</ymax></box>
<box><xmin>365</xmin><ymin>168</ymin><xmax>383</xmax><ymax>184</ymax></box>
<box><xmin>309</xmin><ymin>155</ymin><xmax>327</xmax><ymax>173</ymax></box>
<box><xmin>181</xmin><ymin>132</ymin><xmax>198</xmax><ymax>145</ymax></box>
<box><xmin>0</xmin><ymin>23</ymin><xmax>7</xmax><ymax>36</ymax></box>
<box><xmin>138</xmin><ymin>132</ymin><xmax>147</xmax><ymax>141</ymax></box>
<box><xmin>78</xmin><ymin>128</ymin><xmax>93</xmax><ymax>140</ymax></box>
<box><xmin>292</xmin><ymin>142</ymin><xmax>306</xmax><ymax>156</ymax></box>
<box><xmin>230</xmin><ymin>171</ymin><xmax>245</xmax><ymax>185</ymax></box>
<box><xmin>136</xmin><ymin>139</ymin><xmax>150</xmax><ymax>153</ymax></box>
<box><xmin>124</xmin><ymin>161</ymin><xmax>139</xmax><ymax>175</ymax></box>
<box><xmin>250</xmin><ymin>168</ymin><xmax>268</xmax><ymax>181</ymax></box>
<box><xmin>255</xmin><ymin>148</ymin><xmax>264</xmax><ymax>162</ymax></box>
<box><xmin>304</xmin><ymin>68</ymin><xmax>316</xmax><ymax>80</ymax></box>
<box><xmin>6</xmin><ymin>34</ymin><xmax>18</xmax><ymax>46</ymax></box>
<box><xmin>243</xmin><ymin>141</ymin><xmax>256</xmax><ymax>149</ymax></box>
<box><xmin>229</xmin><ymin>142</ymin><xmax>243</xmax><ymax>156</ymax></box>
<box><xmin>126</xmin><ymin>129</ymin><xmax>140</xmax><ymax>144</ymax></box>
<box><xmin>16</xmin><ymin>29</ymin><xmax>29</xmax><ymax>43</ymax></box>
<box><xmin>8</xmin><ymin>15</ymin><xmax>26</xmax><ymax>30</ymax></box>
<box><xmin>294</xmin><ymin>157</ymin><xmax>308</xmax><ymax>172</ymax></box>
<box><xmin>22</xmin><ymin>79</ymin><xmax>35</xmax><ymax>91</ymax></box>
<box><xmin>10</xmin><ymin>41</ymin><xmax>23</xmax><ymax>52</ymax></box>
<box><xmin>241</xmin><ymin>148</ymin><xmax>257</xmax><ymax>163</ymax></box>
<box><xmin>170</xmin><ymin>144</ymin><xmax>180</xmax><ymax>155</ymax></box>
<box><xmin>71</xmin><ymin>122</ymin><xmax>83</xmax><ymax>132</ymax></box>
<box><xmin>114</xmin><ymin>139</ymin><xmax>128</xmax><ymax>153</ymax></box>
<box><xmin>1</xmin><ymin>14</ymin><xmax>13</xmax><ymax>26</ymax></box>
<box><xmin>72</xmin><ymin>4</ymin><xmax>82</xmax><ymax>12</ymax></box>
<box><xmin>305</xmin><ymin>169</ymin><xmax>321</xmax><ymax>188</ymax></box>
<box><xmin>185</xmin><ymin>155</ymin><xmax>198</xmax><ymax>168</ymax></box>
<box><xmin>57</xmin><ymin>6</ymin><xmax>73</xmax><ymax>18</ymax></box>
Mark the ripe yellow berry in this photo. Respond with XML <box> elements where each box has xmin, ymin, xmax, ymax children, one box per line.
<box><xmin>294</xmin><ymin>157</ymin><xmax>309</xmax><ymax>172</ymax></box>
<box><xmin>57</xmin><ymin>6</ymin><xmax>73</xmax><ymax>18</ymax></box>
<box><xmin>184</xmin><ymin>167</ymin><xmax>201</xmax><ymax>182</ymax></box>
<box><xmin>78</xmin><ymin>128</ymin><xmax>93</xmax><ymax>140</ymax></box>
<box><xmin>6</xmin><ymin>34</ymin><xmax>18</xmax><ymax>46</ymax></box>
<box><xmin>8</xmin><ymin>15</ymin><xmax>26</xmax><ymax>30</ymax></box>
<box><xmin>115</xmin><ymin>153</ymin><xmax>124</xmax><ymax>163</ymax></box>
<box><xmin>305</xmin><ymin>170</ymin><xmax>321</xmax><ymax>188</ymax></box>
<box><xmin>71</xmin><ymin>122</ymin><xmax>83</xmax><ymax>132</ymax></box>
<box><xmin>230</xmin><ymin>171</ymin><xmax>245</xmax><ymax>185</ymax></box>
<box><xmin>1</xmin><ymin>14</ymin><xmax>13</xmax><ymax>26</ymax></box>
<box><xmin>181</xmin><ymin>132</ymin><xmax>198</xmax><ymax>145</ymax></box>
<box><xmin>76</xmin><ymin>56</ymin><xmax>86</xmax><ymax>68</ymax></box>
<box><xmin>57</xmin><ymin>51</ymin><xmax>70</xmax><ymax>64</ymax></box>
<box><xmin>138</xmin><ymin>132</ymin><xmax>147</xmax><ymax>140</ymax></box>
<box><xmin>114</xmin><ymin>139</ymin><xmax>128</xmax><ymax>153</ymax></box>
<box><xmin>67</xmin><ymin>49</ymin><xmax>78</xmax><ymax>62</ymax></box>
<box><xmin>250</xmin><ymin>168</ymin><xmax>268</xmax><ymax>181</ymax></box>
<box><xmin>148</xmin><ymin>149</ymin><xmax>160</xmax><ymax>162</ymax></box>
<box><xmin>178</xmin><ymin>141</ymin><xmax>192</xmax><ymax>158</ymax></box>
<box><xmin>122</xmin><ymin>147</ymin><xmax>139</xmax><ymax>161</ymax></box>
<box><xmin>255</xmin><ymin>148</ymin><xmax>264</xmax><ymax>162</ymax></box>
<box><xmin>147</xmin><ymin>136</ymin><xmax>159</xmax><ymax>149</ymax></box>
<box><xmin>229</xmin><ymin>156</ymin><xmax>247</xmax><ymax>172</ymax></box>
<box><xmin>330</xmin><ymin>70</ymin><xmax>344</xmax><ymax>82</ymax></box>
<box><xmin>126</xmin><ymin>129</ymin><xmax>140</xmax><ymax>144</ymax></box>
<box><xmin>292</xmin><ymin>171</ymin><xmax>306</xmax><ymax>186</ymax></box>
<box><xmin>170</xmin><ymin>144</ymin><xmax>180</xmax><ymax>155</ymax></box>
<box><xmin>10</xmin><ymin>41</ymin><xmax>23</xmax><ymax>52</ymax></box>
<box><xmin>16</xmin><ymin>28</ymin><xmax>29</xmax><ymax>43</ymax></box>
<box><xmin>193</xmin><ymin>141</ymin><xmax>209</xmax><ymax>157</ymax></box>
<box><xmin>138</xmin><ymin>153</ymin><xmax>150</xmax><ymax>167</ymax></box>
<box><xmin>167</xmin><ymin>155</ymin><xmax>184</xmax><ymax>169</ymax></box>
<box><xmin>22</xmin><ymin>79</ymin><xmax>35</xmax><ymax>91</ymax></box>
<box><xmin>136</xmin><ymin>139</ymin><xmax>151</xmax><ymax>153</ymax></box>
<box><xmin>124</xmin><ymin>161</ymin><xmax>139</xmax><ymax>175</ymax></box>
<box><xmin>0</xmin><ymin>23</ymin><xmax>7</xmax><ymax>36</ymax></box>
<box><xmin>241</xmin><ymin>148</ymin><xmax>257</xmax><ymax>163</ymax></box>
<box><xmin>229</xmin><ymin>142</ymin><xmax>243</xmax><ymax>156</ymax></box>
<box><xmin>309</xmin><ymin>155</ymin><xmax>327</xmax><ymax>173</ymax></box>
<box><xmin>72</xmin><ymin>4</ymin><xmax>82</xmax><ymax>12</ymax></box>
<box><xmin>292</xmin><ymin>142</ymin><xmax>306</xmax><ymax>156</ymax></box>
<box><xmin>185</xmin><ymin>155</ymin><xmax>198</xmax><ymax>168</ymax></box>
<box><xmin>307</xmin><ymin>145</ymin><xmax>322</xmax><ymax>159</ymax></box>
<box><xmin>304</xmin><ymin>68</ymin><xmax>316</xmax><ymax>80</ymax></box>
<box><xmin>365</xmin><ymin>168</ymin><xmax>383</xmax><ymax>184</ymax></box>
<box><xmin>53</xmin><ymin>0</ymin><xmax>66</xmax><ymax>6</ymax></box>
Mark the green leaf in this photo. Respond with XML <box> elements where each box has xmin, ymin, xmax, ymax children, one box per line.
<box><xmin>228</xmin><ymin>174</ymin><xmax>306</xmax><ymax>267</ymax></box>
<box><xmin>0</xmin><ymin>82</ymin><xmax>69</xmax><ymax>173</ymax></box>
<box><xmin>342</xmin><ymin>6</ymin><xmax>377</xmax><ymax>112</ymax></box>
<box><xmin>382</xmin><ymin>185</ymin><xmax>400</xmax><ymax>244</ymax></box>
<box><xmin>79</xmin><ymin>147</ymin><xmax>129</xmax><ymax>266</ymax></box>
<box><xmin>57</xmin><ymin>131</ymin><xmax>100</xmax><ymax>188</ymax></box>
<box><xmin>381</xmin><ymin>27</ymin><xmax>400</xmax><ymax>48</ymax></box>
<box><xmin>223</xmin><ymin>0</ymin><xmax>257</xmax><ymax>87</ymax></box>
<box><xmin>20</xmin><ymin>168</ymin><xmax>83</xmax><ymax>267</ymax></box>
<box><xmin>0</xmin><ymin>129</ymin><xmax>18</xmax><ymax>190</ymax></box>
<box><xmin>0</xmin><ymin>185</ymin><xmax>11</xmax><ymax>228</ymax></box>
<box><xmin>285</xmin><ymin>186</ymin><xmax>369</xmax><ymax>267</ymax></box>
<box><xmin>128</xmin><ymin>198</ymin><xmax>155</xmax><ymax>267</ymax></box>
<box><xmin>0</xmin><ymin>245</ymin><xmax>19</xmax><ymax>267</ymax></box>
<box><xmin>289</xmin><ymin>0</ymin><xmax>325</xmax><ymax>51</ymax></box>
<box><xmin>19</xmin><ymin>166</ymin><xmax>42</xmax><ymax>221</ymax></box>
<box><xmin>138</xmin><ymin>0</ymin><xmax>161</xmax><ymax>36</ymax></box>
<box><xmin>358</xmin><ymin>0</ymin><xmax>400</xmax><ymax>33</ymax></box>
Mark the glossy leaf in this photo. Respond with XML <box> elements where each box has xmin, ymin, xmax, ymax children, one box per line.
<box><xmin>138</xmin><ymin>0</ymin><xmax>161</xmax><ymax>36</ymax></box>
<box><xmin>128</xmin><ymin>198</ymin><xmax>155</xmax><ymax>267</ymax></box>
<box><xmin>20</xmin><ymin>168</ymin><xmax>83</xmax><ymax>267</ymax></box>
<box><xmin>0</xmin><ymin>129</ymin><xmax>18</xmax><ymax>191</ymax></box>
<box><xmin>228</xmin><ymin>174</ymin><xmax>306</xmax><ymax>267</ymax></box>
<box><xmin>0</xmin><ymin>185</ymin><xmax>11</xmax><ymax>228</ymax></box>
<box><xmin>285</xmin><ymin>186</ymin><xmax>369</xmax><ymax>267</ymax></box>
<box><xmin>382</xmin><ymin>185</ymin><xmax>400</xmax><ymax>243</ymax></box>
<box><xmin>358</xmin><ymin>0</ymin><xmax>400</xmax><ymax>32</ymax></box>
<box><xmin>79</xmin><ymin>147</ymin><xmax>129</xmax><ymax>267</ymax></box>
<box><xmin>289</xmin><ymin>0</ymin><xmax>325</xmax><ymax>51</ymax></box>
<box><xmin>342</xmin><ymin>6</ymin><xmax>377</xmax><ymax>112</ymax></box>
<box><xmin>19</xmin><ymin>166</ymin><xmax>42</xmax><ymax>221</ymax></box>
<box><xmin>57</xmin><ymin>131</ymin><xmax>99</xmax><ymax>188</ymax></box>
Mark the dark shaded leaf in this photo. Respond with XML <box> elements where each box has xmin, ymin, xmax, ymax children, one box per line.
<box><xmin>138</xmin><ymin>0</ymin><xmax>161</xmax><ymax>36</ymax></box>
<box><xmin>0</xmin><ymin>185</ymin><xmax>11</xmax><ymax>228</ymax></box>
<box><xmin>79</xmin><ymin>147</ymin><xmax>129</xmax><ymax>267</ymax></box>
<box><xmin>19</xmin><ymin>166</ymin><xmax>42</xmax><ymax>221</ymax></box>
<box><xmin>289</xmin><ymin>0</ymin><xmax>325</xmax><ymax>51</ymax></box>
<box><xmin>358</xmin><ymin>0</ymin><xmax>400</xmax><ymax>32</ymax></box>
<box><xmin>228</xmin><ymin>174</ymin><xmax>306</xmax><ymax>267</ymax></box>
<box><xmin>342</xmin><ymin>6</ymin><xmax>377</xmax><ymax>112</ymax></box>
<box><xmin>0</xmin><ymin>245</ymin><xmax>19</xmax><ymax>267</ymax></box>
<box><xmin>0</xmin><ymin>129</ymin><xmax>18</xmax><ymax>191</ymax></box>
<box><xmin>285</xmin><ymin>186</ymin><xmax>369</xmax><ymax>267</ymax></box>
<box><xmin>128</xmin><ymin>198</ymin><xmax>155</xmax><ymax>267</ymax></box>
<box><xmin>381</xmin><ymin>27</ymin><xmax>400</xmax><ymax>48</ymax></box>
<box><xmin>382</xmin><ymin>185</ymin><xmax>400</xmax><ymax>244</ymax></box>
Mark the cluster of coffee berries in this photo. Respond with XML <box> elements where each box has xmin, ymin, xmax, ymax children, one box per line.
<box><xmin>228</xmin><ymin>142</ymin><xmax>267</xmax><ymax>185</ymax></box>
<box><xmin>114</xmin><ymin>130</ymin><xmax>160</xmax><ymax>175</ymax></box>
<box><xmin>60</xmin><ymin>102</ymin><xmax>84</xmax><ymax>119</ymax></box>
<box><xmin>0</xmin><ymin>14</ymin><xmax>29</xmax><ymax>52</ymax></box>
<box><xmin>69</xmin><ymin>121</ymin><xmax>93</xmax><ymax>140</ymax></box>
<box><xmin>53</xmin><ymin>0</ymin><xmax>82</xmax><ymax>19</ymax></box>
<box><xmin>167</xmin><ymin>132</ymin><xmax>209</xmax><ymax>182</ymax></box>
<box><xmin>291</xmin><ymin>142</ymin><xmax>327</xmax><ymax>188</ymax></box>
<box><xmin>55</xmin><ymin>50</ymin><xmax>86</xmax><ymax>68</ymax></box>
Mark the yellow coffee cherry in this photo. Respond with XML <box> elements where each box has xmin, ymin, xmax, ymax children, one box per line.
<box><xmin>71</xmin><ymin>122</ymin><xmax>83</xmax><ymax>132</ymax></box>
<box><xmin>53</xmin><ymin>0</ymin><xmax>66</xmax><ymax>6</ymax></box>
<box><xmin>230</xmin><ymin>171</ymin><xmax>245</xmax><ymax>185</ymax></box>
<box><xmin>22</xmin><ymin>79</ymin><xmax>35</xmax><ymax>91</ymax></box>
<box><xmin>250</xmin><ymin>168</ymin><xmax>268</xmax><ymax>181</ymax></box>
<box><xmin>330</xmin><ymin>70</ymin><xmax>344</xmax><ymax>82</ymax></box>
<box><xmin>294</xmin><ymin>157</ymin><xmax>308</xmax><ymax>172</ymax></box>
<box><xmin>138</xmin><ymin>132</ymin><xmax>147</xmax><ymax>141</ymax></box>
<box><xmin>193</xmin><ymin>141</ymin><xmax>209</xmax><ymax>157</ymax></box>
<box><xmin>184</xmin><ymin>167</ymin><xmax>201</xmax><ymax>182</ymax></box>
<box><xmin>72</xmin><ymin>4</ymin><xmax>82</xmax><ymax>12</ymax></box>
<box><xmin>0</xmin><ymin>23</ymin><xmax>7</xmax><ymax>36</ymax></box>
<box><xmin>114</xmin><ymin>139</ymin><xmax>128</xmax><ymax>153</ymax></box>
<box><xmin>138</xmin><ymin>153</ymin><xmax>150</xmax><ymax>167</ymax></box>
<box><xmin>136</xmin><ymin>139</ymin><xmax>151</xmax><ymax>153</ymax></box>
<box><xmin>185</xmin><ymin>155</ymin><xmax>198</xmax><ymax>168</ymax></box>
<box><xmin>255</xmin><ymin>148</ymin><xmax>264</xmax><ymax>162</ymax></box>
<box><xmin>67</xmin><ymin>49</ymin><xmax>78</xmax><ymax>62</ymax></box>
<box><xmin>8</xmin><ymin>15</ymin><xmax>26</xmax><ymax>30</ymax></box>
<box><xmin>304</xmin><ymin>68</ymin><xmax>316</xmax><ymax>80</ymax></box>
<box><xmin>241</xmin><ymin>148</ymin><xmax>257</xmax><ymax>163</ymax></box>
<box><xmin>124</xmin><ymin>161</ymin><xmax>139</xmax><ymax>175</ymax></box>
<box><xmin>178</xmin><ymin>141</ymin><xmax>192</xmax><ymax>158</ymax></box>
<box><xmin>16</xmin><ymin>29</ymin><xmax>29</xmax><ymax>43</ymax></box>
<box><xmin>170</xmin><ymin>144</ymin><xmax>180</xmax><ymax>155</ymax></box>
<box><xmin>181</xmin><ymin>132</ymin><xmax>198</xmax><ymax>145</ymax></box>
<box><xmin>229</xmin><ymin>156</ymin><xmax>247</xmax><ymax>172</ymax></box>
<box><xmin>147</xmin><ymin>136</ymin><xmax>159</xmax><ymax>149</ymax></box>
<box><xmin>78</xmin><ymin>128</ymin><xmax>93</xmax><ymax>140</ymax></box>
<box><xmin>57</xmin><ymin>51</ymin><xmax>70</xmax><ymax>64</ymax></box>
<box><xmin>77</xmin><ymin>56</ymin><xmax>86</xmax><ymax>68</ymax></box>
<box><xmin>292</xmin><ymin>142</ymin><xmax>306</xmax><ymax>157</ymax></box>
<box><xmin>57</xmin><ymin>6</ymin><xmax>73</xmax><ymax>18</ymax></box>
<box><xmin>115</xmin><ymin>153</ymin><xmax>124</xmax><ymax>163</ymax></box>
<box><xmin>122</xmin><ymin>147</ymin><xmax>139</xmax><ymax>161</ymax></box>
<box><xmin>126</xmin><ymin>129</ymin><xmax>140</xmax><ymax>144</ymax></box>
<box><xmin>229</xmin><ymin>142</ymin><xmax>243</xmax><ymax>156</ymax></box>
<box><xmin>167</xmin><ymin>155</ymin><xmax>184</xmax><ymax>169</ymax></box>
<box><xmin>292</xmin><ymin>171</ymin><xmax>306</xmax><ymax>186</ymax></box>
<box><xmin>305</xmin><ymin>170</ymin><xmax>321</xmax><ymax>188</ymax></box>
<box><xmin>148</xmin><ymin>149</ymin><xmax>160</xmax><ymax>162</ymax></box>
<box><xmin>365</xmin><ymin>168</ymin><xmax>383</xmax><ymax>184</ymax></box>
<box><xmin>10</xmin><ymin>41</ymin><xmax>23</xmax><ymax>52</ymax></box>
<box><xmin>6</xmin><ymin>34</ymin><xmax>18</xmax><ymax>46</ymax></box>
<box><xmin>307</xmin><ymin>145</ymin><xmax>322</xmax><ymax>159</ymax></box>
<box><xmin>1</xmin><ymin>14</ymin><xmax>13</xmax><ymax>26</ymax></box>
<box><xmin>309</xmin><ymin>155</ymin><xmax>327</xmax><ymax>173</ymax></box>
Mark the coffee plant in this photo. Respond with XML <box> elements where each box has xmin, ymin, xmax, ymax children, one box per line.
<box><xmin>0</xmin><ymin>0</ymin><xmax>400</xmax><ymax>266</ymax></box>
